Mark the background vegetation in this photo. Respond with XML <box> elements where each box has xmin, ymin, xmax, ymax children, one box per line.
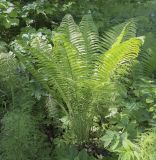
<box><xmin>1</xmin><ymin>0</ymin><xmax>156</xmax><ymax>159</ymax></box>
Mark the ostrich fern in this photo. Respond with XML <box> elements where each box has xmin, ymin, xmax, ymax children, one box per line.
<box><xmin>14</xmin><ymin>14</ymin><xmax>143</xmax><ymax>143</ymax></box>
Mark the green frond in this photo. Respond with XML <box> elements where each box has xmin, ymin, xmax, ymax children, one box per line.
<box><xmin>136</xmin><ymin>33</ymin><xmax>156</xmax><ymax>78</ymax></box>
<box><xmin>19</xmin><ymin>33</ymin><xmax>90</xmax><ymax>115</ymax></box>
<box><xmin>57</xmin><ymin>14</ymin><xmax>86</xmax><ymax>56</ymax></box>
<box><xmin>52</xmin><ymin>34</ymin><xmax>88</xmax><ymax>81</ymax></box>
<box><xmin>100</xmin><ymin>20</ymin><xmax>136</xmax><ymax>53</ymax></box>
<box><xmin>79</xmin><ymin>14</ymin><xmax>99</xmax><ymax>55</ymax></box>
<box><xmin>79</xmin><ymin>14</ymin><xmax>100</xmax><ymax>74</ymax></box>
<box><xmin>96</xmin><ymin>37</ymin><xmax>143</xmax><ymax>82</ymax></box>
<box><xmin>15</xmin><ymin>51</ymin><xmax>51</xmax><ymax>91</ymax></box>
<box><xmin>139</xmin><ymin>49</ymin><xmax>156</xmax><ymax>78</ymax></box>
<box><xmin>58</xmin><ymin>14</ymin><xmax>100</xmax><ymax>75</ymax></box>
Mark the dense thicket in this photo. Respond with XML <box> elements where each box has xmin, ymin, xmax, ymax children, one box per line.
<box><xmin>1</xmin><ymin>0</ymin><xmax>156</xmax><ymax>160</ymax></box>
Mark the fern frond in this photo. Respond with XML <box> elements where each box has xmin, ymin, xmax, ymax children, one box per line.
<box><xmin>58</xmin><ymin>14</ymin><xmax>100</xmax><ymax>76</ymax></box>
<box><xmin>139</xmin><ymin>49</ymin><xmax>156</xmax><ymax>77</ymax></box>
<box><xmin>96</xmin><ymin>37</ymin><xmax>143</xmax><ymax>82</ymax></box>
<box><xmin>22</xmin><ymin>34</ymin><xmax>90</xmax><ymax>115</ymax></box>
<box><xmin>79</xmin><ymin>14</ymin><xmax>99</xmax><ymax>55</ymax></box>
<box><xmin>136</xmin><ymin>33</ymin><xmax>156</xmax><ymax>78</ymax></box>
<box><xmin>58</xmin><ymin>14</ymin><xmax>86</xmax><ymax>55</ymax></box>
<box><xmin>133</xmin><ymin>33</ymin><xmax>156</xmax><ymax>79</ymax></box>
<box><xmin>100</xmin><ymin>20</ymin><xmax>136</xmax><ymax>53</ymax></box>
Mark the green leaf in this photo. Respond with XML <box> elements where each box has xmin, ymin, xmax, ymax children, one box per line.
<box><xmin>146</xmin><ymin>97</ymin><xmax>154</xmax><ymax>104</ymax></box>
<box><xmin>100</xmin><ymin>130</ymin><xmax>116</xmax><ymax>148</ymax></box>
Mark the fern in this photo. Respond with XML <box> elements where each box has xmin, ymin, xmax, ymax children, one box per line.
<box><xmin>14</xmin><ymin>14</ymin><xmax>143</xmax><ymax>144</ymax></box>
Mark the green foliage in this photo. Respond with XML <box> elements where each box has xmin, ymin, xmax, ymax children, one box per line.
<box><xmin>0</xmin><ymin>40</ymin><xmax>52</xmax><ymax>160</ymax></box>
<box><xmin>137</xmin><ymin>33</ymin><xmax>156</xmax><ymax>78</ymax></box>
<box><xmin>111</xmin><ymin>128</ymin><xmax>156</xmax><ymax>160</ymax></box>
<box><xmin>0</xmin><ymin>0</ymin><xmax>19</xmax><ymax>29</ymax></box>
<box><xmin>0</xmin><ymin>109</ymin><xmax>51</xmax><ymax>160</ymax></box>
<box><xmin>13</xmin><ymin>14</ymin><xmax>143</xmax><ymax>160</ymax></box>
<box><xmin>53</xmin><ymin>140</ymin><xmax>96</xmax><ymax>160</ymax></box>
<box><xmin>138</xmin><ymin>128</ymin><xmax>156</xmax><ymax>160</ymax></box>
<box><xmin>1</xmin><ymin>0</ymin><xmax>156</xmax><ymax>159</ymax></box>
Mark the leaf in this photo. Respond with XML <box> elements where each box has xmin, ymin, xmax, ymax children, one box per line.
<box><xmin>3</xmin><ymin>18</ymin><xmax>12</xmax><ymax>28</ymax></box>
<box><xmin>100</xmin><ymin>130</ymin><xmax>116</xmax><ymax>148</ymax></box>
<box><xmin>146</xmin><ymin>97</ymin><xmax>154</xmax><ymax>104</ymax></box>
